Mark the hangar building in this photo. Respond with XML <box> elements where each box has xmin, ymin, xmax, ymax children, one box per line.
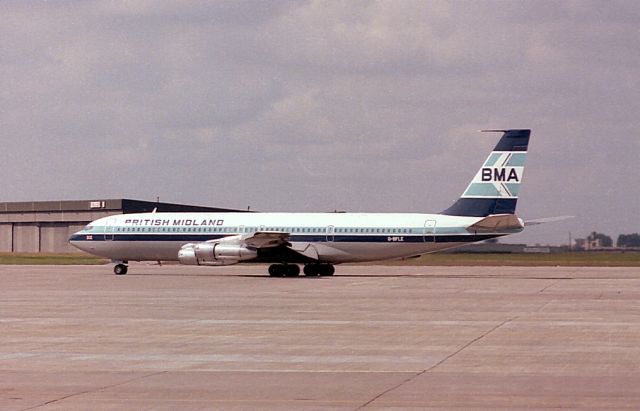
<box><xmin>0</xmin><ymin>199</ymin><xmax>243</xmax><ymax>253</ymax></box>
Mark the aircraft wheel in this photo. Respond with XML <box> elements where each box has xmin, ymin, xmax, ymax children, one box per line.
<box><xmin>269</xmin><ymin>264</ymin><xmax>299</xmax><ymax>277</ymax></box>
<box><xmin>268</xmin><ymin>264</ymin><xmax>282</xmax><ymax>277</ymax></box>
<box><xmin>114</xmin><ymin>264</ymin><xmax>128</xmax><ymax>275</ymax></box>
<box><xmin>303</xmin><ymin>264</ymin><xmax>319</xmax><ymax>276</ymax></box>
<box><xmin>319</xmin><ymin>264</ymin><xmax>335</xmax><ymax>276</ymax></box>
<box><xmin>285</xmin><ymin>265</ymin><xmax>300</xmax><ymax>277</ymax></box>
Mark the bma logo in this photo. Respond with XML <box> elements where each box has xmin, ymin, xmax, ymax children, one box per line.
<box><xmin>481</xmin><ymin>168</ymin><xmax>520</xmax><ymax>182</ymax></box>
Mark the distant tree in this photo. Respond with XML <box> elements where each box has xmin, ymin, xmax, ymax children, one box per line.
<box><xmin>617</xmin><ymin>233</ymin><xmax>640</xmax><ymax>248</ymax></box>
<box><xmin>587</xmin><ymin>232</ymin><xmax>613</xmax><ymax>247</ymax></box>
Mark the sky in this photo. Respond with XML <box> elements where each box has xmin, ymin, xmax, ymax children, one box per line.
<box><xmin>1</xmin><ymin>0</ymin><xmax>638</xmax><ymax>245</ymax></box>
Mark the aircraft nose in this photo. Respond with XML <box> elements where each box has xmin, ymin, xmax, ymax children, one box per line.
<box><xmin>68</xmin><ymin>232</ymin><xmax>89</xmax><ymax>251</ymax></box>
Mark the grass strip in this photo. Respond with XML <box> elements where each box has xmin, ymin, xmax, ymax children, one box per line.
<box><xmin>1</xmin><ymin>252</ymin><xmax>639</xmax><ymax>267</ymax></box>
<box><xmin>0</xmin><ymin>253</ymin><xmax>108</xmax><ymax>265</ymax></box>
<box><xmin>381</xmin><ymin>252</ymin><xmax>640</xmax><ymax>267</ymax></box>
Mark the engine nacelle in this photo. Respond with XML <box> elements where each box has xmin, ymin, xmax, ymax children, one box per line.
<box><xmin>178</xmin><ymin>241</ymin><xmax>257</xmax><ymax>266</ymax></box>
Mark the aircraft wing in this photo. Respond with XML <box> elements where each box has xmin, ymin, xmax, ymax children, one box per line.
<box><xmin>289</xmin><ymin>242</ymin><xmax>319</xmax><ymax>260</ymax></box>
<box><xmin>240</xmin><ymin>232</ymin><xmax>320</xmax><ymax>260</ymax></box>
<box><xmin>524</xmin><ymin>216</ymin><xmax>574</xmax><ymax>226</ymax></box>
<box><xmin>243</xmin><ymin>231</ymin><xmax>290</xmax><ymax>248</ymax></box>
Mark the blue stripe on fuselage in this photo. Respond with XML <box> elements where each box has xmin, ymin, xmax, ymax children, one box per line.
<box><xmin>69</xmin><ymin>233</ymin><xmax>501</xmax><ymax>243</ymax></box>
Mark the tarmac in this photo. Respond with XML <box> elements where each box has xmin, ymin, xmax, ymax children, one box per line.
<box><xmin>2</xmin><ymin>264</ymin><xmax>640</xmax><ymax>410</ymax></box>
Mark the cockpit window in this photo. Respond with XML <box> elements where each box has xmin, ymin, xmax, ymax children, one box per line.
<box><xmin>83</xmin><ymin>225</ymin><xmax>94</xmax><ymax>231</ymax></box>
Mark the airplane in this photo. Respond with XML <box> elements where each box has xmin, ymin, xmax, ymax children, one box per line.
<box><xmin>70</xmin><ymin>129</ymin><xmax>533</xmax><ymax>277</ymax></box>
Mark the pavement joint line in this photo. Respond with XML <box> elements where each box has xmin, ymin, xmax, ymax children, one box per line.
<box><xmin>338</xmin><ymin>274</ymin><xmax>576</xmax><ymax>279</ymax></box>
<box><xmin>354</xmin><ymin>315</ymin><xmax>518</xmax><ymax>410</ymax></box>
<box><xmin>538</xmin><ymin>278</ymin><xmax>564</xmax><ymax>293</ymax></box>
<box><xmin>19</xmin><ymin>370</ymin><xmax>169</xmax><ymax>411</ymax></box>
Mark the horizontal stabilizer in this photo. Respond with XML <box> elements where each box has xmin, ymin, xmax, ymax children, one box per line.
<box><xmin>467</xmin><ymin>214</ymin><xmax>524</xmax><ymax>233</ymax></box>
<box><xmin>524</xmin><ymin>216</ymin><xmax>574</xmax><ymax>226</ymax></box>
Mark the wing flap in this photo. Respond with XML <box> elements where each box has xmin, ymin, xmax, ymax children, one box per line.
<box><xmin>289</xmin><ymin>242</ymin><xmax>319</xmax><ymax>260</ymax></box>
<box><xmin>243</xmin><ymin>231</ymin><xmax>290</xmax><ymax>249</ymax></box>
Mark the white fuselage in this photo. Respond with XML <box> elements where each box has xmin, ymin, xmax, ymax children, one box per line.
<box><xmin>69</xmin><ymin>211</ymin><xmax>511</xmax><ymax>263</ymax></box>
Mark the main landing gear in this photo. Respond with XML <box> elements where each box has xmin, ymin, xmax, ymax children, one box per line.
<box><xmin>268</xmin><ymin>264</ymin><xmax>300</xmax><ymax>277</ymax></box>
<box><xmin>113</xmin><ymin>262</ymin><xmax>128</xmax><ymax>275</ymax></box>
<box><xmin>268</xmin><ymin>263</ymin><xmax>335</xmax><ymax>277</ymax></box>
<box><xmin>303</xmin><ymin>263</ymin><xmax>335</xmax><ymax>277</ymax></box>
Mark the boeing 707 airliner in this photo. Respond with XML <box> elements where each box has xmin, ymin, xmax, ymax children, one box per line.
<box><xmin>70</xmin><ymin>129</ymin><xmax>532</xmax><ymax>276</ymax></box>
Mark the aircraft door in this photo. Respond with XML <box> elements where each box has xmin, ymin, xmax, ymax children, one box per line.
<box><xmin>326</xmin><ymin>225</ymin><xmax>335</xmax><ymax>242</ymax></box>
<box><xmin>423</xmin><ymin>220</ymin><xmax>436</xmax><ymax>242</ymax></box>
<box><xmin>104</xmin><ymin>218</ymin><xmax>116</xmax><ymax>241</ymax></box>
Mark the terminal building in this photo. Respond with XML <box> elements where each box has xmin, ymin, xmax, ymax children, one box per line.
<box><xmin>0</xmin><ymin>199</ymin><xmax>244</xmax><ymax>253</ymax></box>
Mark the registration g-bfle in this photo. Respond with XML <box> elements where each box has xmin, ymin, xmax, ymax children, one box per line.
<box><xmin>70</xmin><ymin>129</ymin><xmax>556</xmax><ymax>277</ymax></box>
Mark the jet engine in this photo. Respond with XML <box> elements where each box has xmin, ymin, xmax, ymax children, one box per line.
<box><xmin>178</xmin><ymin>240</ymin><xmax>257</xmax><ymax>266</ymax></box>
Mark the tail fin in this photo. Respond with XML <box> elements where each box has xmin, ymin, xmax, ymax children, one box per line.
<box><xmin>442</xmin><ymin>129</ymin><xmax>530</xmax><ymax>217</ymax></box>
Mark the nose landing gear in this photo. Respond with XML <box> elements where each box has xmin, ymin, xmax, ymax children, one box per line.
<box><xmin>113</xmin><ymin>262</ymin><xmax>128</xmax><ymax>275</ymax></box>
